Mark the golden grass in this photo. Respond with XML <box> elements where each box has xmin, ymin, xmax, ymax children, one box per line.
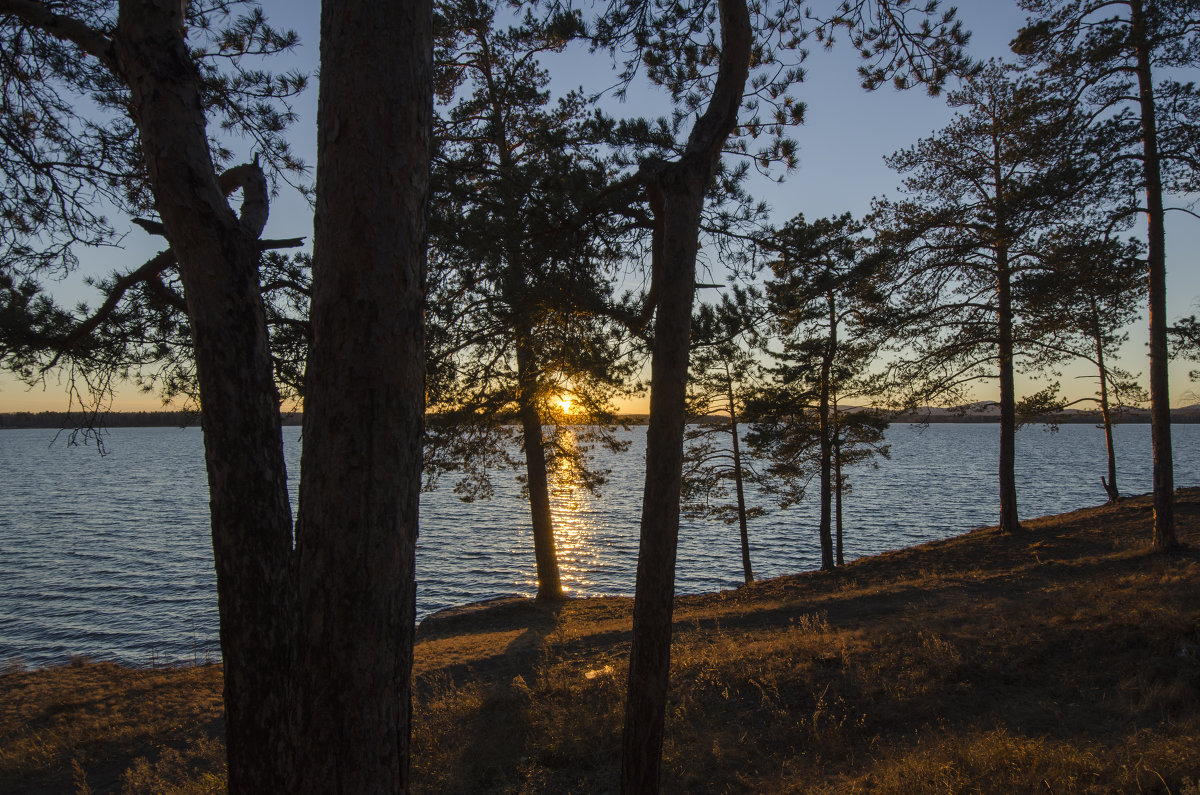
<box><xmin>2</xmin><ymin>488</ymin><xmax>1197</xmax><ymax>793</ymax></box>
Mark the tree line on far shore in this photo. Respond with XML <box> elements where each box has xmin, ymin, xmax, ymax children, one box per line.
<box><xmin>1</xmin><ymin>0</ymin><xmax>1198</xmax><ymax>792</ymax></box>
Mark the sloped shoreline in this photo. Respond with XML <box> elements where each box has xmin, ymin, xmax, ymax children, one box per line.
<box><xmin>3</xmin><ymin>489</ymin><xmax>1197</xmax><ymax>793</ymax></box>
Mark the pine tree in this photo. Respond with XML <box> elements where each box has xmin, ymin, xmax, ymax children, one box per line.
<box><xmin>0</xmin><ymin>2</ymin><xmax>431</xmax><ymax>788</ymax></box>
<box><xmin>592</xmin><ymin>2</ymin><xmax>972</xmax><ymax>786</ymax></box>
<box><xmin>1012</xmin><ymin>0</ymin><xmax>1200</xmax><ymax>549</ymax></box>
<box><xmin>873</xmin><ymin>63</ymin><xmax>1103</xmax><ymax>533</ymax></box>
<box><xmin>1019</xmin><ymin>227</ymin><xmax>1148</xmax><ymax>503</ymax></box>
<box><xmin>752</xmin><ymin>212</ymin><xmax>890</xmax><ymax>568</ymax></box>
<box><xmin>682</xmin><ymin>290</ymin><xmax>767</xmax><ymax>585</ymax></box>
<box><xmin>427</xmin><ymin>0</ymin><xmax>640</xmax><ymax>600</ymax></box>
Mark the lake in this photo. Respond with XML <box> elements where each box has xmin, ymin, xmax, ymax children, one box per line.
<box><xmin>1</xmin><ymin>422</ymin><xmax>1197</xmax><ymax>667</ymax></box>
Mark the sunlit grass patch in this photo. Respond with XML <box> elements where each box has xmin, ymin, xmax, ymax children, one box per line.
<box><xmin>813</xmin><ymin>726</ymin><xmax>1200</xmax><ymax>795</ymax></box>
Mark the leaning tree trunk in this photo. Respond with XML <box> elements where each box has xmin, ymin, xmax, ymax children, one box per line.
<box><xmin>112</xmin><ymin>4</ymin><xmax>296</xmax><ymax>789</ymax></box>
<box><xmin>1131</xmin><ymin>0</ymin><xmax>1177</xmax><ymax>550</ymax></box>
<box><xmin>1093</xmin><ymin>307</ymin><xmax>1121</xmax><ymax>503</ymax></box>
<box><xmin>516</xmin><ymin>326</ymin><xmax>565</xmax><ymax>600</ymax></box>
<box><xmin>619</xmin><ymin>0</ymin><xmax>751</xmax><ymax>790</ymax></box>
<box><xmin>727</xmin><ymin>375</ymin><xmax>754</xmax><ymax>585</ymax></box>
<box><xmin>293</xmin><ymin>0</ymin><xmax>432</xmax><ymax>790</ymax></box>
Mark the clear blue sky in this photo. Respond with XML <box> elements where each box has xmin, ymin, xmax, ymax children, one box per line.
<box><xmin>2</xmin><ymin>0</ymin><xmax>1197</xmax><ymax>412</ymax></box>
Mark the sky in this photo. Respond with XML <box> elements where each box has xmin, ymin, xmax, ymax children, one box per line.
<box><xmin>2</xmin><ymin>0</ymin><xmax>1198</xmax><ymax>414</ymax></box>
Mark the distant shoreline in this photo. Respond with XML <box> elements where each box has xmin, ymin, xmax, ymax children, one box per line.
<box><xmin>2</xmin><ymin>407</ymin><xmax>1199</xmax><ymax>429</ymax></box>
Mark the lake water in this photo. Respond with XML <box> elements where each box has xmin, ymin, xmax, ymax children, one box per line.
<box><xmin>1</xmin><ymin>422</ymin><xmax>1197</xmax><ymax>667</ymax></box>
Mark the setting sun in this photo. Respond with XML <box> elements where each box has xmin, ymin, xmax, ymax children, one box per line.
<box><xmin>557</xmin><ymin>394</ymin><xmax>575</xmax><ymax>415</ymax></box>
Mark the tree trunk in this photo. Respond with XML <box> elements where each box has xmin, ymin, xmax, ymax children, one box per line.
<box><xmin>485</xmin><ymin>32</ymin><xmax>566</xmax><ymax>594</ymax></box>
<box><xmin>1093</xmin><ymin>305</ymin><xmax>1120</xmax><ymax>503</ymax></box>
<box><xmin>727</xmin><ymin>375</ymin><xmax>753</xmax><ymax>585</ymax></box>
<box><xmin>817</xmin><ymin>291</ymin><xmax>836</xmax><ymax>568</ymax></box>
<box><xmin>833</xmin><ymin>394</ymin><xmax>844</xmax><ymax>567</ymax></box>
<box><xmin>517</xmin><ymin>326</ymin><xmax>565</xmax><ymax>600</ymax></box>
<box><xmin>112</xmin><ymin>4</ymin><xmax>296</xmax><ymax>789</ymax></box>
<box><xmin>996</xmin><ymin>245</ymin><xmax>1021</xmax><ymax>533</ymax></box>
<box><xmin>293</xmin><ymin>0</ymin><xmax>431</xmax><ymax>790</ymax></box>
<box><xmin>1130</xmin><ymin>0</ymin><xmax>1177</xmax><ymax>550</ymax></box>
<box><xmin>620</xmin><ymin>171</ymin><xmax>704</xmax><ymax>795</ymax></box>
<box><xmin>619</xmin><ymin>2</ymin><xmax>750</xmax><ymax>788</ymax></box>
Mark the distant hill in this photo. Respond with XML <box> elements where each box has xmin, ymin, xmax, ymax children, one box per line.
<box><xmin>896</xmin><ymin>402</ymin><xmax>1200</xmax><ymax>424</ymax></box>
<box><xmin>3</xmin><ymin>405</ymin><xmax>1198</xmax><ymax>430</ymax></box>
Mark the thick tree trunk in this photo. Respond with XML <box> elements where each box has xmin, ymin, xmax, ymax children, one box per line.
<box><xmin>293</xmin><ymin>0</ymin><xmax>431</xmax><ymax>790</ymax></box>
<box><xmin>1130</xmin><ymin>0</ymin><xmax>1177</xmax><ymax>550</ymax></box>
<box><xmin>112</xmin><ymin>4</ymin><xmax>295</xmax><ymax>790</ymax></box>
<box><xmin>727</xmin><ymin>377</ymin><xmax>753</xmax><ymax>585</ymax></box>
<box><xmin>619</xmin><ymin>0</ymin><xmax>750</xmax><ymax>788</ymax></box>
<box><xmin>517</xmin><ymin>328</ymin><xmax>565</xmax><ymax>600</ymax></box>
<box><xmin>996</xmin><ymin>247</ymin><xmax>1021</xmax><ymax>533</ymax></box>
<box><xmin>621</xmin><ymin>172</ymin><xmax>704</xmax><ymax>795</ymax></box>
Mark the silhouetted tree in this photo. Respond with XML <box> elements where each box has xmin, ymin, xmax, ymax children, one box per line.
<box><xmin>592</xmin><ymin>1</ymin><xmax>973</xmax><ymax>786</ymax></box>
<box><xmin>1171</xmin><ymin>312</ymin><xmax>1200</xmax><ymax>382</ymax></box>
<box><xmin>872</xmin><ymin>64</ymin><xmax>1103</xmax><ymax>533</ymax></box>
<box><xmin>750</xmin><ymin>213</ymin><xmax>890</xmax><ymax>568</ymax></box>
<box><xmin>682</xmin><ymin>290</ymin><xmax>767</xmax><ymax>585</ymax></box>
<box><xmin>1012</xmin><ymin>0</ymin><xmax>1200</xmax><ymax>549</ymax></box>
<box><xmin>0</xmin><ymin>1</ymin><xmax>431</xmax><ymax>790</ymax></box>
<box><xmin>1019</xmin><ymin>228</ymin><xmax>1148</xmax><ymax>503</ymax></box>
<box><xmin>0</xmin><ymin>1</ymin><xmax>309</xmax><ymax>423</ymax></box>
<box><xmin>291</xmin><ymin>0</ymin><xmax>429</xmax><ymax>789</ymax></box>
<box><xmin>0</xmin><ymin>3</ymin><xmax>304</xmax><ymax>785</ymax></box>
<box><xmin>829</xmin><ymin>404</ymin><xmax>890</xmax><ymax>564</ymax></box>
<box><xmin>427</xmin><ymin>0</ymin><xmax>640</xmax><ymax>600</ymax></box>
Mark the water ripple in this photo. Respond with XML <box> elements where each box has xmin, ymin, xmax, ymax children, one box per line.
<box><xmin>1</xmin><ymin>423</ymin><xmax>1197</xmax><ymax>666</ymax></box>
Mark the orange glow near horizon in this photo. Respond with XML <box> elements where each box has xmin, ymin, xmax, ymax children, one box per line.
<box><xmin>0</xmin><ymin>374</ymin><xmax>656</xmax><ymax>416</ymax></box>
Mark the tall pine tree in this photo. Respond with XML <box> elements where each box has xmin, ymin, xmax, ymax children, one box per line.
<box><xmin>1013</xmin><ymin>0</ymin><xmax>1200</xmax><ymax>549</ymax></box>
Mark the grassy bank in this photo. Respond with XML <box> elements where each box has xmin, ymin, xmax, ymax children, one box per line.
<box><xmin>3</xmin><ymin>490</ymin><xmax>1198</xmax><ymax>793</ymax></box>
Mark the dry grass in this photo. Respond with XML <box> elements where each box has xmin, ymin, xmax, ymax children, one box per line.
<box><xmin>3</xmin><ymin>489</ymin><xmax>1198</xmax><ymax>793</ymax></box>
<box><xmin>0</xmin><ymin>659</ymin><xmax>223</xmax><ymax>793</ymax></box>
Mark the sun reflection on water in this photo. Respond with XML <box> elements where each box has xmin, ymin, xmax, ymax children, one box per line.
<box><xmin>519</xmin><ymin>427</ymin><xmax>611</xmax><ymax>596</ymax></box>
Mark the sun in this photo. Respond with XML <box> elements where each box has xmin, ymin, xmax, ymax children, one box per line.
<box><xmin>557</xmin><ymin>394</ymin><xmax>575</xmax><ymax>415</ymax></box>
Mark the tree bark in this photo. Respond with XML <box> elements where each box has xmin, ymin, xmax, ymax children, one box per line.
<box><xmin>111</xmin><ymin>4</ymin><xmax>296</xmax><ymax>789</ymax></box>
<box><xmin>517</xmin><ymin>325</ymin><xmax>565</xmax><ymax>600</ymax></box>
<box><xmin>619</xmin><ymin>0</ymin><xmax>751</xmax><ymax>789</ymax></box>
<box><xmin>293</xmin><ymin>0</ymin><xmax>431</xmax><ymax>790</ymax></box>
<box><xmin>1130</xmin><ymin>0</ymin><xmax>1177</xmax><ymax>550</ymax></box>
<box><xmin>996</xmin><ymin>245</ymin><xmax>1021</xmax><ymax>533</ymax></box>
<box><xmin>621</xmin><ymin>169</ymin><xmax>704</xmax><ymax>795</ymax></box>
